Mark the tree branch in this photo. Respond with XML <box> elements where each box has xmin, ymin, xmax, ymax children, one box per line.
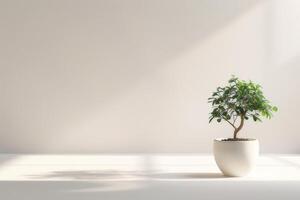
<box><xmin>233</xmin><ymin>114</ymin><xmax>245</xmax><ymax>139</ymax></box>
<box><xmin>233</xmin><ymin>115</ymin><xmax>238</xmax><ymax>125</ymax></box>
<box><xmin>223</xmin><ymin>118</ymin><xmax>237</xmax><ymax>130</ymax></box>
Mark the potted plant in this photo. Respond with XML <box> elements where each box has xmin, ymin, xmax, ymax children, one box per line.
<box><xmin>208</xmin><ymin>76</ymin><xmax>277</xmax><ymax>177</ymax></box>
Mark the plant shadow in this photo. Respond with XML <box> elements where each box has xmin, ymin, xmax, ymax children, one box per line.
<box><xmin>28</xmin><ymin>170</ymin><xmax>226</xmax><ymax>181</ymax></box>
<box><xmin>28</xmin><ymin>170</ymin><xmax>145</xmax><ymax>180</ymax></box>
<box><xmin>150</xmin><ymin>172</ymin><xmax>226</xmax><ymax>180</ymax></box>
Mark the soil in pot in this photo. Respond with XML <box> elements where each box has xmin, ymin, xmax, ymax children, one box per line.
<box><xmin>220</xmin><ymin>138</ymin><xmax>256</xmax><ymax>141</ymax></box>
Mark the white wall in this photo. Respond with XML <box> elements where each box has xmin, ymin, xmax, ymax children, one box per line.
<box><xmin>0</xmin><ymin>0</ymin><xmax>299</xmax><ymax>153</ymax></box>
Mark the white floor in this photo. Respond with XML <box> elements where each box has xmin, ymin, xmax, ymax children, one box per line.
<box><xmin>0</xmin><ymin>154</ymin><xmax>299</xmax><ymax>200</ymax></box>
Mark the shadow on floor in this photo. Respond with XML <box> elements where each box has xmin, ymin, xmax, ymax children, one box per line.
<box><xmin>149</xmin><ymin>172</ymin><xmax>226</xmax><ymax>179</ymax></box>
<box><xmin>0</xmin><ymin>154</ymin><xmax>18</xmax><ymax>167</ymax></box>
<box><xmin>28</xmin><ymin>170</ymin><xmax>144</xmax><ymax>180</ymax></box>
<box><xmin>28</xmin><ymin>170</ymin><xmax>226</xmax><ymax>180</ymax></box>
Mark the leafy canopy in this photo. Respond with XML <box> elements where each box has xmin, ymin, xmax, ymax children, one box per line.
<box><xmin>208</xmin><ymin>76</ymin><xmax>277</xmax><ymax>138</ymax></box>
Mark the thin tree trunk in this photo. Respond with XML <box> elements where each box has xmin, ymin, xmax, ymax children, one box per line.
<box><xmin>233</xmin><ymin>114</ymin><xmax>245</xmax><ymax>139</ymax></box>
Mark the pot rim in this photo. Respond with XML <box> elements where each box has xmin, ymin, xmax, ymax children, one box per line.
<box><xmin>214</xmin><ymin>138</ymin><xmax>258</xmax><ymax>142</ymax></box>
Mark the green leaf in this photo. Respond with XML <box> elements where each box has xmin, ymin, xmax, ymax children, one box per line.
<box><xmin>208</xmin><ymin>76</ymin><xmax>277</xmax><ymax>129</ymax></box>
<box><xmin>252</xmin><ymin>115</ymin><xmax>257</xmax><ymax>121</ymax></box>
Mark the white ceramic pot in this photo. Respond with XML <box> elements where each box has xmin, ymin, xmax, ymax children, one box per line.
<box><xmin>213</xmin><ymin>138</ymin><xmax>259</xmax><ymax>177</ymax></box>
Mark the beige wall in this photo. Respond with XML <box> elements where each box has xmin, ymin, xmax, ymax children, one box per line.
<box><xmin>0</xmin><ymin>0</ymin><xmax>299</xmax><ymax>153</ymax></box>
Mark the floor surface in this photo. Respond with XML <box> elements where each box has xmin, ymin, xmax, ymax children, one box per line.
<box><xmin>0</xmin><ymin>154</ymin><xmax>299</xmax><ymax>200</ymax></box>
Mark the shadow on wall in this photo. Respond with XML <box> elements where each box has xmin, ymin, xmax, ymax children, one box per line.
<box><xmin>0</xmin><ymin>0</ymin><xmax>262</xmax><ymax>153</ymax></box>
<box><xmin>260</xmin><ymin>54</ymin><xmax>300</xmax><ymax>153</ymax></box>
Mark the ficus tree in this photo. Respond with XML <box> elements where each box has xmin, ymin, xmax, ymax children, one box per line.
<box><xmin>208</xmin><ymin>76</ymin><xmax>277</xmax><ymax>139</ymax></box>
